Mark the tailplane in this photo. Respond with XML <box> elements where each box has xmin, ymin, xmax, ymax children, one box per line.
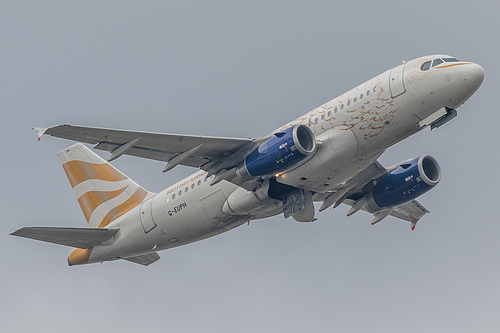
<box><xmin>58</xmin><ymin>143</ymin><xmax>153</xmax><ymax>228</ymax></box>
<box><xmin>10</xmin><ymin>227</ymin><xmax>118</xmax><ymax>249</ymax></box>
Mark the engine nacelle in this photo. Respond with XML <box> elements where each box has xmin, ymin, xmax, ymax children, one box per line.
<box><xmin>236</xmin><ymin>125</ymin><xmax>316</xmax><ymax>181</ymax></box>
<box><xmin>363</xmin><ymin>155</ymin><xmax>441</xmax><ymax>213</ymax></box>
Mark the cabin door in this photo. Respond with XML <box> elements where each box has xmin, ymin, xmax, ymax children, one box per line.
<box><xmin>140</xmin><ymin>197</ymin><xmax>157</xmax><ymax>233</ymax></box>
<box><xmin>389</xmin><ymin>63</ymin><xmax>406</xmax><ymax>98</ymax></box>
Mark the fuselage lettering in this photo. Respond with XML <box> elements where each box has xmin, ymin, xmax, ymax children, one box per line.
<box><xmin>168</xmin><ymin>202</ymin><xmax>188</xmax><ymax>216</ymax></box>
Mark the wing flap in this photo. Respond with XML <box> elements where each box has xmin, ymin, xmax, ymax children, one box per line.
<box><xmin>123</xmin><ymin>252</ymin><xmax>160</xmax><ymax>266</ymax></box>
<box><xmin>11</xmin><ymin>227</ymin><xmax>119</xmax><ymax>249</ymax></box>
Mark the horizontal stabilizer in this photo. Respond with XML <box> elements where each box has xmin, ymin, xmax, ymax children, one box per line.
<box><xmin>11</xmin><ymin>227</ymin><xmax>119</xmax><ymax>249</ymax></box>
<box><xmin>123</xmin><ymin>252</ymin><xmax>160</xmax><ymax>266</ymax></box>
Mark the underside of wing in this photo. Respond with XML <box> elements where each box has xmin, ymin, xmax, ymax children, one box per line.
<box><xmin>11</xmin><ymin>227</ymin><xmax>119</xmax><ymax>249</ymax></box>
<box><xmin>343</xmin><ymin>198</ymin><xmax>428</xmax><ymax>226</ymax></box>
<box><xmin>38</xmin><ymin>124</ymin><xmax>256</xmax><ymax>169</ymax></box>
<box><xmin>390</xmin><ymin>200</ymin><xmax>429</xmax><ymax>223</ymax></box>
<box><xmin>314</xmin><ymin>158</ymin><xmax>431</xmax><ymax>229</ymax></box>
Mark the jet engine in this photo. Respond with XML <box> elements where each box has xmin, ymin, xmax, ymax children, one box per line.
<box><xmin>236</xmin><ymin>125</ymin><xmax>316</xmax><ymax>181</ymax></box>
<box><xmin>363</xmin><ymin>155</ymin><xmax>441</xmax><ymax>213</ymax></box>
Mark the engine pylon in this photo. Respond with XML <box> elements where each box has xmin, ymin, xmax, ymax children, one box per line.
<box><xmin>347</xmin><ymin>200</ymin><xmax>364</xmax><ymax>216</ymax></box>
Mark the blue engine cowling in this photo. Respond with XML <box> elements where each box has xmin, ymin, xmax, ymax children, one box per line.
<box><xmin>236</xmin><ymin>125</ymin><xmax>316</xmax><ymax>181</ymax></box>
<box><xmin>363</xmin><ymin>155</ymin><xmax>441</xmax><ymax>213</ymax></box>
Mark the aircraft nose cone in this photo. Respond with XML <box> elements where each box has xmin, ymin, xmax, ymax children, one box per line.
<box><xmin>460</xmin><ymin>63</ymin><xmax>485</xmax><ymax>91</ymax></box>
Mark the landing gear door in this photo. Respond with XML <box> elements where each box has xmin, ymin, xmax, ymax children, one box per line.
<box><xmin>140</xmin><ymin>197</ymin><xmax>157</xmax><ymax>233</ymax></box>
<box><xmin>389</xmin><ymin>63</ymin><xmax>406</xmax><ymax>98</ymax></box>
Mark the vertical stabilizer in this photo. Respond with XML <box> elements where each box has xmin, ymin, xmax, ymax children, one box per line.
<box><xmin>58</xmin><ymin>143</ymin><xmax>153</xmax><ymax>228</ymax></box>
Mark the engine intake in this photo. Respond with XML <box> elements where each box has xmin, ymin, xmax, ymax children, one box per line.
<box><xmin>364</xmin><ymin>155</ymin><xmax>441</xmax><ymax>213</ymax></box>
<box><xmin>236</xmin><ymin>125</ymin><xmax>316</xmax><ymax>181</ymax></box>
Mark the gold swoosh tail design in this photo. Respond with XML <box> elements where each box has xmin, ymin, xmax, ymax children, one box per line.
<box><xmin>77</xmin><ymin>188</ymin><xmax>127</xmax><ymax>222</ymax></box>
<box><xmin>62</xmin><ymin>160</ymin><xmax>127</xmax><ymax>188</ymax></box>
<box><xmin>58</xmin><ymin>143</ymin><xmax>153</xmax><ymax>229</ymax></box>
<box><xmin>98</xmin><ymin>188</ymin><xmax>148</xmax><ymax>228</ymax></box>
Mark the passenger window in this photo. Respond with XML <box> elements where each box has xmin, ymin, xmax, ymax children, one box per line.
<box><xmin>420</xmin><ymin>61</ymin><xmax>431</xmax><ymax>71</ymax></box>
<box><xmin>367</xmin><ymin>90</ymin><xmax>370</xmax><ymax>96</ymax></box>
<box><xmin>327</xmin><ymin>111</ymin><xmax>331</xmax><ymax>116</ymax></box>
<box><xmin>354</xmin><ymin>97</ymin><xmax>357</xmax><ymax>103</ymax></box>
<box><xmin>185</xmin><ymin>187</ymin><xmax>188</xmax><ymax>193</ymax></box>
<box><xmin>432</xmin><ymin>58</ymin><xmax>444</xmax><ymax>67</ymax></box>
<box><xmin>321</xmin><ymin>115</ymin><xmax>324</xmax><ymax>120</ymax></box>
<box><xmin>334</xmin><ymin>107</ymin><xmax>338</xmax><ymax>113</ymax></box>
<box><xmin>198</xmin><ymin>180</ymin><xmax>201</xmax><ymax>186</ymax></box>
<box><xmin>443</xmin><ymin>57</ymin><xmax>460</xmax><ymax>62</ymax></box>
<box><xmin>315</xmin><ymin>118</ymin><xmax>318</xmax><ymax>123</ymax></box>
<box><xmin>373</xmin><ymin>87</ymin><xmax>377</xmax><ymax>92</ymax></box>
<box><xmin>191</xmin><ymin>184</ymin><xmax>195</xmax><ymax>189</ymax></box>
<box><xmin>360</xmin><ymin>94</ymin><xmax>363</xmax><ymax>99</ymax></box>
<box><xmin>341</xmin><ymin>104</ymin><xmax>344</xmax><ymax>110</ymax></box>
<box><xmin>172</xmin><ymin>194</ymin><xmax>176</xmax><ymax>199</ymax></box>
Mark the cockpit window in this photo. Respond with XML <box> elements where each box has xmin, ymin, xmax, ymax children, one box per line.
<box><xmin>442</xmin><ymin>57</ymin><xmax>460</xmax><ymax>62</ymax></box>
<box><xmin>420</xmin><ymin>61</ymin><xmax>431</xmax><ymax>71</ymax></box>
<box><xmin>432</xmin><ymin>58</ymin><xmax>444</xmax><ymax>67</ymax></box>
<box><xmin>422</xmin><ymin>57</ymin><xmax>459</xmax><ymax>71</ymax></box>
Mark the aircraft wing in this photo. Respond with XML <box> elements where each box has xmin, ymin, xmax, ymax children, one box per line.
<box><xmin>314</xmin><ymin>160</ymin><xmax>429</xmax><ymax>229</ymax></box>
<box><xmin>11</xmin><ymin>227</ymin><xmax>119</xmax><ymax>249</ymax></box>
<box><xmin>342</xmin><ymin>198</ymin><xmax>428</xmax><ymax>225</ymax></box>
<box><xmin>36</xmin><ymin>124</ymin><xmax>257</xmax><ymax>169</ymax></box>
<box><xmin>389</xmin><ymin>200</ymin><xmax>429</xmax><ymax>223</ymax></box>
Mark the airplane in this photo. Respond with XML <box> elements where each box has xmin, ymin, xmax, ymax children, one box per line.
<box><xmin>11</xmin><ymin>54</ymin><xmax>484</xmax><ymax>266</ymax></box>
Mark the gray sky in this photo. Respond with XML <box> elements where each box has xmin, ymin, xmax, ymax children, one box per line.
<box><xmin>2</xmin><ymin>1</ymin><xmax>499</xmax><ymax>332</ymax></box>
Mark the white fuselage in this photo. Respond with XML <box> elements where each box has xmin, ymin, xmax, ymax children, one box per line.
<box><xmin>88</xmin><ymin>55</ymin><xmax>484</xmax><ymax>263</ymax></box>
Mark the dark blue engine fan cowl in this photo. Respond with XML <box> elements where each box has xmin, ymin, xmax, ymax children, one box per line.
<box><xmin>364</xmin><ymin>156</ymin><xmax>441</xmax><ymax>213</ymax></box>
<box><xmin>237</xmin><ymin>125</ymin><xmax>316</xmax><ymax>180</ymax></box>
